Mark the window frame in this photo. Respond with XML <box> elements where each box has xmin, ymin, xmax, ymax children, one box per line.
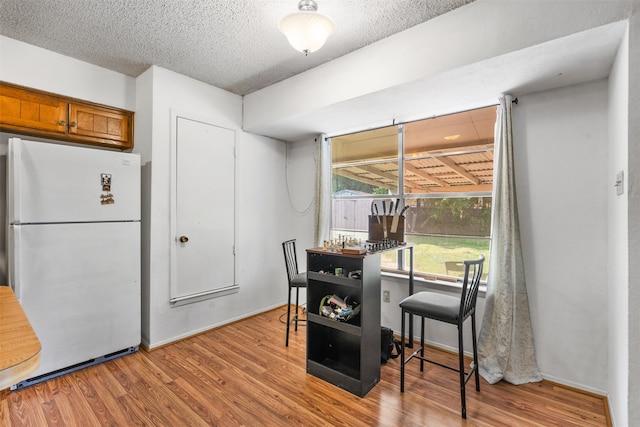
<box><xmin>329</xmin><ymin>108</ymin><xmax>495</xmax><ymax>282</ymax></box>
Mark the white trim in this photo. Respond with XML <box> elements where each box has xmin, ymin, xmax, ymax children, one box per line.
<box><xmin>170</xmin><ymin>285</ymin><xmax>240</xmax><ymax>307</ymax></box>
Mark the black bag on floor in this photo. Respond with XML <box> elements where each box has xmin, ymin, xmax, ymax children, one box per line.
<box><xmin>381</xmin><ymin>326</ymin><xmax>401</xmax><ymax>364</ymax></box>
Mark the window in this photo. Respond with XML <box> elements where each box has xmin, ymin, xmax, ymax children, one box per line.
<box><xmin>330</xmin><ymin>106</ymin><xmax>496</xmax><ymax>281</ymax></box>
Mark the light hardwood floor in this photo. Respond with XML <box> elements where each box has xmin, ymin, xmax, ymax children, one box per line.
<box><xmin>1</xmin><ymin>307</ymin><xmax>609</xmax><ymax>426</ymax></box>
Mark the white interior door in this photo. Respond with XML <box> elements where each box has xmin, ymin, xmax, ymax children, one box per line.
<box><xmin>171</xmin><ymin>116</ymin><xmax>236</xmax><ymax>304</ymax></box>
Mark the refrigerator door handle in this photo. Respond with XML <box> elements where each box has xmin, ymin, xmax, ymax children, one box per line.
<box><xmin>7</xmin><ymin>138</ymin><xmax>22</xmax><ymax>225</ymax></box>
<box><xmin>8</xmin><ymin>226</ymin><xmax>22</xmax><ymax>300</ymax></box>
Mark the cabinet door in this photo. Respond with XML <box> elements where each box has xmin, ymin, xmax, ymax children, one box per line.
<box><xmin>69</xmin><ymin>103</ymin><xmax>133</xmax><ymax>149</ymax></box>
<box><xmin>0</xmin><ymin>83</ymin><xmax>67</xmax><ymax>134</ymax></box>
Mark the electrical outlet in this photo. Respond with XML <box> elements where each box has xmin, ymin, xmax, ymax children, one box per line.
<box><xmin>383</xmin><ymin>290</ymin><xmax>390</xmax><ymax>303</ymax></box>
<box><xmin>615</xmin><ymin>170</ymin><xmax>624</xmax><ymax>195</ymax></box>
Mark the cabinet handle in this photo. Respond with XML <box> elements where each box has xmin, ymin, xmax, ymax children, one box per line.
<box><xmin>179</xmin><ymin>236</ymin><xmax>189</xmax><ymax>243</ymax></box>
<box><xmin>70</xmin><ymin>121</ymin><xmax>77</xmax><ymax>128</ymax></box>
<box><xmin>59</xmin><ymin>120</ymin><xmax>66</xmax><ymax>126</ymax></box>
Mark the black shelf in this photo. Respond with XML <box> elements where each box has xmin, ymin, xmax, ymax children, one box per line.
<box><xmin>307</xmin><ymin>313</ymin><xmax>361</xmax><ymax>336</ymax></box>
<box><xmin>306</xmin><ymin>249</ymin><xmax>381</xmax><ymax>398</ymax></box>
<box><xmin>307</xmin><ymin>271</ymin><xmax>361</xmax><ymax>289</ymax></box>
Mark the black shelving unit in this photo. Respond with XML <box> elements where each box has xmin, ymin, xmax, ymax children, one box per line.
<box><xmin>306</xmin><ymin>249</ymin><xmax>381</xmax><ymax>397</ymax></box>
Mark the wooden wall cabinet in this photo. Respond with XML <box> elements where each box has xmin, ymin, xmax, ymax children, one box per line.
<box><xmin>0</xmin><ymin>82</ymin><xmax>134</xmax><ymax>150</ymax></box>
<box><xmin>306</xmin><ymin>249</ymin><xmax>381</xmax><ymax>397</ymax></box>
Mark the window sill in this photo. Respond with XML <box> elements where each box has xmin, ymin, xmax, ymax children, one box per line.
<box><xmin>380</xmin><ymin>270</ymin><xmax>487</xmax><ymax>298</ymax></box>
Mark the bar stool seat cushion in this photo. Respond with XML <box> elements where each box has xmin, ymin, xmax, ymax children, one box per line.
<box><xmin>291</xmin><ymin>272</ymin><xmax>307</xmax><ymax>287</ymax></box>
<box><xmin>400</xmin><ymin>292</ymin><xmax>460</xmax><ymax>324</ymax></box>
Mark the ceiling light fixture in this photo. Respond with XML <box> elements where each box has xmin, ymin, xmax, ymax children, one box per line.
<box><xmin>278</xmin><ymin>0</ymin><xmax>336</xmax><ymax>56</ymax></box>
<box><xmin>444</xmin><ymin>134</ymin><xmax>461</xmax><ymax>141</ymax></box>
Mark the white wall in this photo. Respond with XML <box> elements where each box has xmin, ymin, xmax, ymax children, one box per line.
<box><xmin>626</xmin><ymin>11</ymin><xmax>640</xmax><ymax>426</ymax></box>
<box><xmin>283</xmin><ymin>138</ymin><xmax>316</xmax><ymax>266</ymax></box>
<box><xmin>278</xmin><ymin>137</ymin><xmax>317</xmax><ymax>307</ymax></box>
<box><xmin>0</xmin><ymin>36</ymin><xmax>135</xmax><ymax>111</ymax></box>
<box><xmin>135</xmin><ymin>66</ymin><xmax>290</xmax><ymax>348</ymax></box>
<box><xmin>607</xmin><ymin>24</ymin><xmax>630</xmax><ymax>427</ymax></box>
<box><xmin>135</xmin><ymin>68</ymin><xmax>154</xmax><ymax>346</ymax></box>
<box><xmin>514</xmin><ymin>80</ymin><xmax>609</xmax><ymax>393</ymax></box>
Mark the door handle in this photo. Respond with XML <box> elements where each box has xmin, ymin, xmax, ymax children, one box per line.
<box><xmin>179</xmin><ymin>236</ymin><xmax>189</xmax><ymax>243</ymax></box>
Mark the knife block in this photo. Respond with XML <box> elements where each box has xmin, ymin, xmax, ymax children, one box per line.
<box><xmin>368</xmin><ymin>215</ymin><xmax>405</xmax><ymax>242</ymax></box>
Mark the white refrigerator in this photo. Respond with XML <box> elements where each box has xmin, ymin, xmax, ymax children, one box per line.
<box><xmin>6</xmin><ymin>137</ymin><xmax>141</xmax><ymax>389</ymax></box>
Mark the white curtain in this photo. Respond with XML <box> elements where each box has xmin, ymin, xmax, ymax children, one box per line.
<box><xmin>314</xmin><ymin>134</ymin><xmax>331</xmax><ymax>248</ymax></box>
<box><xmin>477</xmin><ymin>95</ymin><xmax>542</xmax><ymax>385</ymax></box>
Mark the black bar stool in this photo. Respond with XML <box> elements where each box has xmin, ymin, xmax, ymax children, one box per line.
<box><xmin>282</xmin><ymin>239</ymin><xmax>307</xmax><ymax>346</ymax></box>
<box><xmin>399</xmin><ymin>254</ymin><xmax>485</xmax><ymax>419</ymax></box>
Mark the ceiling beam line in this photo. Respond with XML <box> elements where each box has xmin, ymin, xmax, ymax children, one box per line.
<box><xmin>355</xmin><ymin>165</ymin><xmax>399</xmax><ymax>185</ymax></box>
<box><xmin>354</xmin><ymin>164</ymin><xmax>423</xmax><ymax>191</ymax></box>
<box><xmin>333</xmin><ymin>169</ymin><xmax>396</xmax><ymax>192</ymax></box>
<box><xmin>405</xmin><ymin>184</ymin><xmax>493</xmax><ymax>194</ymax></box>
<box><xmin>404</xmin><ymin>163</ymin><xmax>450</xmax><ymax>187</ymax></box>
<box><xmin>433</xmin><ymin>156</ymin><xmax>480</xmax><ymax>185</ymax></box>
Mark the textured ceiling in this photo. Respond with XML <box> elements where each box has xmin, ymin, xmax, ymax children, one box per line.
<box><xmin>0</xmin><ymin>0</ymin><xmax>473</xmax><ymax>96</ymax></box>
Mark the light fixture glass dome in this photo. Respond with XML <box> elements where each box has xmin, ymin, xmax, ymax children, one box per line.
<box><xmin>278</xmin><ymin>1</ymin><xmax>336</xmax><ymax>55</ymax></box>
